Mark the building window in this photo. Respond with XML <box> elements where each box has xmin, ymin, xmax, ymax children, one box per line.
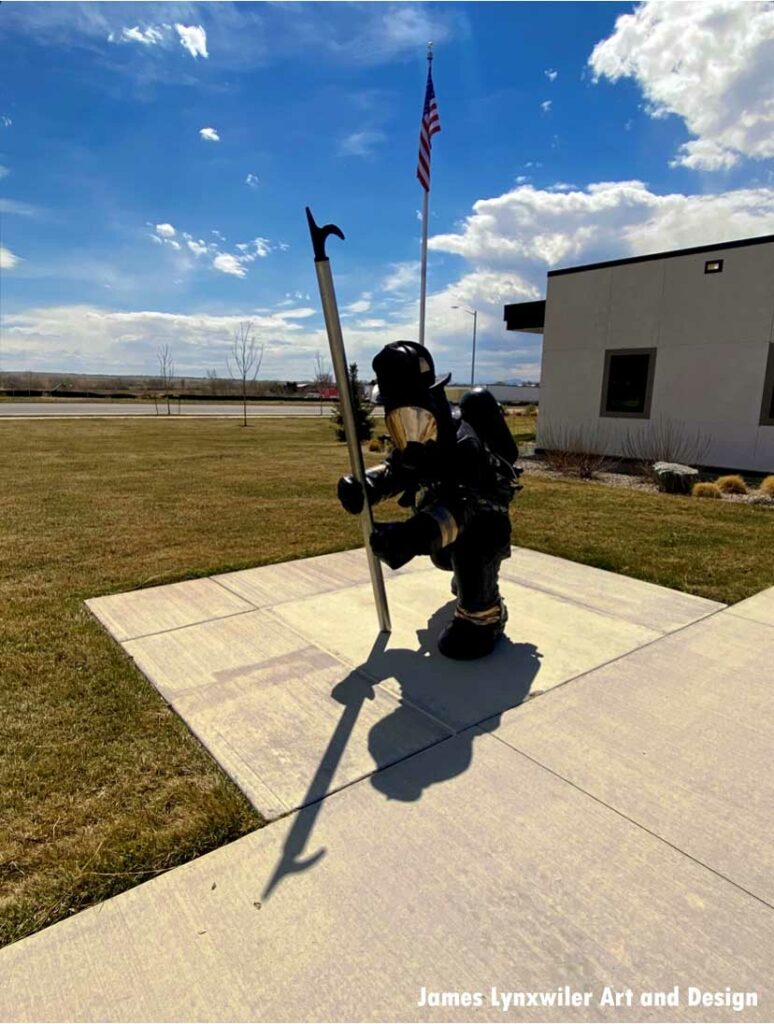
<box><xmin>761</xmin><ymin>344</ymin><xmax>774</xmax><ymax>427</ymax></box>
<box><xmin>601</xmin><ymin>348</ymin><xmax>657</xmax><ymax>419</ymax></box>
<box><xmin>704</xmin><ymin>259</ymin><xmax>724</xmax><ymax>274</ymax></box>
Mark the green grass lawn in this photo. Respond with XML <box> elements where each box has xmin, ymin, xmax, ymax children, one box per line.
<box><xmin>1</xmin><ymin>417</ymin><xmax>772</xmax><ymax>948</ymax></box>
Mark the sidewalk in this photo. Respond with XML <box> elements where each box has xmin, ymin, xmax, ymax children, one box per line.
<box><xmin>1</xmin><ymin>550</ymin><xmax>772</xmax><ymax>1022</ymax></box>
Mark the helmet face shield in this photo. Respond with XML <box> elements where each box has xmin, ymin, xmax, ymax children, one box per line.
<box><xmin>385</xmin><ymin>406</ymin><xmax>438</xmax><ymax>450</ymax></box>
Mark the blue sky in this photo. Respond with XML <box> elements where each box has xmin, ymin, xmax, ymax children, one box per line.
<box><xmin>1</xmin><ymin>1</ymin><xmax>773</xmax><ymax>383</ymax></box>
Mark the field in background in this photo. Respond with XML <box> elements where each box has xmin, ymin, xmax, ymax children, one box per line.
<box><xmin>1</xmin><ymin>416</ymin><xmax>772</xmax><ymax>948</ymax></box>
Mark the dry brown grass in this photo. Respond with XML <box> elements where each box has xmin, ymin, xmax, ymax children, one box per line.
<box><xmin>692</xmin><ymin>482</ymin><xmax>722</xmax><ymax>499</ymax></box>
<box><xmin>760</xmin><ymin>475</ymin><xmax>774</xmax><ymax>497</ymax></box>
<box><xmin>715</xmin><ymin>474</ymin><xmax>748</xmax><ymax>494</ymax></box>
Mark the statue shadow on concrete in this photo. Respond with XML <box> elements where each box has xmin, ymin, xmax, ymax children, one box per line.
<box><xmin>261</xmin><ymin>601</ymin><xmax>541</xmax><ymax>899</ymax></box>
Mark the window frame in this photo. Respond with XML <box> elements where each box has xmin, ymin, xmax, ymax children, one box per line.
<box><xmin>600</xmin><ymin>347</ymin><xmax>657</xmax><ymax>420</ymax></box>
<box><xmin>760</xmin><ymin>344</ymin><xmax>774</xmax><ymax>427</ymax></box>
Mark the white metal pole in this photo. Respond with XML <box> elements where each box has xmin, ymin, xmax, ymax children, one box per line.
<box><xmin>418</xmin><ymin>188</ymin><xmax>429</xmax><ymax>347</ymax></box>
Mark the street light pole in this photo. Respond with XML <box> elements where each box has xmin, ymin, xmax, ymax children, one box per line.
<box><xmin>452</xmin><ymin>305</ymin><xmax>478</xmax><ymax>388</ymax></box>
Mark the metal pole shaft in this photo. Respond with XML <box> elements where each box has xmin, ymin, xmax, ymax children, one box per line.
<box><xmin>418</xmin><ymin>188</ymin><xmax>429</xmax><ymax>346</ymax></box>
<box><xmin>313</xmin><ymin>259</ymin><xmax>391</xmax><ymax>634</ymax></box>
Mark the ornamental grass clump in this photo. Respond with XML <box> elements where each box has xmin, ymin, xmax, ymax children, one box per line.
<box><xmin>692</xmin><ymin>482</ymin><xmax>722</xmax><ymax>499</ymax></box>
<box><xmin>761</xmin><ymin>475</ymin><xmax>774</xmax><ymax>497</ymax></box>
<box><xmin>715</xmin><ymin>474</ymin><xmax>747</xmax><ymax>494</ymax></box>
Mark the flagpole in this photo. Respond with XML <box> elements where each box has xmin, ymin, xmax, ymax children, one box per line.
<box><xmin>418</xmin><ymin>42</ymin><xmax>432</xmax><ymax>348</ymax></box>
<box><xmin>418</xmin><ymin>188</ymin><xmax>429</xmax><ymax>347</ymax></box>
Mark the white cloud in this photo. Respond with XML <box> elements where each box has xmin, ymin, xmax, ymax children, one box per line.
<box><xmin>199</xmin><ymin>127</ymin><xmax>220</xmax><ymax>142</ymax></box>
<box><xmin>589</xmin><ymin>0</ymin><xmax>774</xmax><ymax>170</ymax></box>
<box><xmin>343</xmin><ymin>298</ymin><xmax>372</xmax><ymax>315</ymax></box>
<box><xmin>0</xmin><ymin>165</ymin><xmax>8</xmax><ymax>179</ymax></box>
<box><xmin>0</xmin><ymin>304</ymin><xmax>324</xmax><ymax>375</ymax></box>
<box><xmin>540</xmin><ymin>100</ymin><xmax>552</xmax><ymax>113</ymax></box>
<box><xmin>212</xmin><ymin>253</ymin><xmax>247</xmax><ymax>277</ymax></box>
<box><xmin>121</xmin><ymin>25</ymin><xmax>165</xmax><ymax>46</ymax></box>
<box><xmin>382</xmin><ymin>261</ymin><xmax>420</xmax><ymax>293</ymax></box>
<box><xmin>149</xmin><ymin>220</ymin><xmax>278</xmax><ymax>278</ymax></box>
<box><xmin>245</xmin><ymin>173</ymin><xmax>260</xmax><ymax>189</ymax></box>
<box><xmin>0</xmin><ymin>245</ymin><xmax>20</xmax><ymax>269</ymax></box>
<box><xmin>339</xmin><ymin>130</ymin><xmax>386</xmax><ymax>158</ymax></box>
<box><xmin>1</xmin><ymin>115</ymin><xmax>12</xmax><ymax>128</ymax></box>
<box><xmin>545</xmin><ymin>68</ymin><xmax>558</xmax><ymax>82</ymax></box>
<box><xmin>175</xmin><ymin>23</ymin><xmax>208</xmax><ymax>59</ymax></box>
<box><xmin>429</xmin><ymin>180</ymin><xmax>774</xmax><ymax>271</ymax></box>
<box><xmin>0</xmin><ymin>198</ymin><xmax>38</xmax><ymax>216</ymax></box>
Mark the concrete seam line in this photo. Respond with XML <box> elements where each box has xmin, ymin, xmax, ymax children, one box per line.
<box><xmin>486</xmin><ymin>735</ymin><xmax>774</xmax><ymax>914</ymax></box>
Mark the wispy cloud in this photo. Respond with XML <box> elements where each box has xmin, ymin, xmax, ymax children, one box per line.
<box><xmin>544</xmin><ymin>68</ymin><xmax>558</xmax><ymax>82</ymax></box>
<box><xmin>120</xmin><ymin>25</ymin><xmax>165</xmax><ymax>46</ymax></box>
<box><xmin>245</xmin><ymin>173</ymin><xmax>260</xmax><ymax>189</ymax></box>
<box><xmin>1</xmin><ymin>115</ymin><xmax>12</xmax><ymax>128</ymax></box>
<box><xmin>540</xmin><ymin>100</ymin><xmax>552</xmax><ymax>113</ymax></box>
<box><xmin>151</xmin><ymin>221</ymin><xmax>281</xmax><ymax>279</ymax></box>
<box><xmin>0</xmin><ymin>165</ymin><xmax>9</xmax><ymax>179</ymax></box>
<box><xmin>199</xmin><ymin>126</ymin><xmax>220</xmax><ymax>142</ymax></box>
<box><xmin>382</xmin><ymin>261</ymin><xmax>419</xmax><ymax>293</ymax></box>
<box><xmin>339</xmin><ymin>130</ymin><xmax>386</xmax><ymax>158</ymax></box>
<box><xmin>0</xmin><ymin>198</ymin><xmax>38</xmax><ymax>216</ymax></box>
<box><xmin>0</xmin><ymin>245</ymin><xmax>21</xmax><ymax>269</ymax></box>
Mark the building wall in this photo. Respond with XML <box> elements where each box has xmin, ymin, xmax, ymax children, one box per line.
<box><xmin>535</xmin><ymin>241</ymin><xmax>774</xmax><ymax>472</ymax></box>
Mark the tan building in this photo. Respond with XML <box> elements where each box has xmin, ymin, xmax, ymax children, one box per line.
<box><xmin>504</xmin><ymin>234</ymin><xmax>774</xmax><ymax>473</ymax></box>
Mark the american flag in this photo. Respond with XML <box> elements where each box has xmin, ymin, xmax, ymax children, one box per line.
<box><xmin>416</xmin><ymin>66</ymin><xmax>441</xmax><ymax>192</ymax></box>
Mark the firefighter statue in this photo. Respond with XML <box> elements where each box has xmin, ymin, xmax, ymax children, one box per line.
<box><xmin>337</xmin><ymin>341</ymin><xmax>521</xmax><ymax>660</ymax></box>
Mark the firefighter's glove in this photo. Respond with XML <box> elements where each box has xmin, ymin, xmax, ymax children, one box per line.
<box><xmin>337</xmin><ymin>475</ymin><xmax>365</xmax><ymax>515</ymax></box>
<box><xmin>370</xmin><ymin>515</ymin><xmax>437</xmax><ymax>571</ymax></box>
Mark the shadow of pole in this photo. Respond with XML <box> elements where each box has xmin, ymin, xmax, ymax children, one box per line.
<box><xmin>261</xmin><ymin>631</ymin><xmax>389</xmax><ymax>900</ymax></box>
<box><xmin>260</xmin><ymin>605</ymin><xmax>542</xmax><ymax>900</ymax></box>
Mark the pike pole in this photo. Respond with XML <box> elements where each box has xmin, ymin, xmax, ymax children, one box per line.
<box><xmin>306</xmin><ymin>207</ymin><xmax>391</xmax><ymax>634</ymax></box>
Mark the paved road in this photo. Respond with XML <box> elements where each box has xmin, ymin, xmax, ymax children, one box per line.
<box><xmin>0</xmin><ymin>402</ymin><xmax>336</xmax><ymax>418</ymax></box>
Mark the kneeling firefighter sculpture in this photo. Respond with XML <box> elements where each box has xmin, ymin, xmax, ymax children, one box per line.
<box><xmin>338</xmin><ymin>341</ymin><xmax>521</xmax><ymax>660</ymax></box>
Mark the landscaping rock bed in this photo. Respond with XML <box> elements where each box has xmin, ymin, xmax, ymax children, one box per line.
<box><xmin>519</xmin><ymin>456</ymin><xmax>774</xmax><ymax>507</ymax></box>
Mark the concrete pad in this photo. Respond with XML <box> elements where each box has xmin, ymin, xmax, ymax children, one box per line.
<box><xmin>726</xmin><ymin>586</ymin><xmax>774</xmax><ymax>627</ymax></box>
<box><xmin>490</xmin><ymin>609</ymin><xmax>774</xmax><ymax>905</ymax></box>
<box><xmin>213</xmin><ymin>548</ymin><xmax>427</xmax><ymax>608</ymax></box>
<box><xmin>86</xmin><ymin>577</ymin><xmax>254</xmax><ymax>642</ymax></box>
<box><xmin>123</xmin><ymin>610</ymin><xmax>448</xmax><ymax>818</ymax></box>
<box><xmin>213</xmin><ymin>549</ymin><xmax>369</xmax><ymax>607</ymax></box>
<box><xmin>271</xmin><ymin>569</ymin><xmax>662</xmax><ymax>731</ymax></box>
<box><xmin>2</xmin><ymin>731</ymin><xmax>772</xmax><ymax>1023</ymax></box>
<box><xmin>500</xmin><ymin>547</ymin><xmax>725</xmax><ymax>632</ymax></box>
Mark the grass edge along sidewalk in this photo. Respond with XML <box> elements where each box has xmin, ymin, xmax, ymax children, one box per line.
<box><xmin>1</xmin><ymin>417</ymin><xmax>772</xmax><ymax>948</ymax></box>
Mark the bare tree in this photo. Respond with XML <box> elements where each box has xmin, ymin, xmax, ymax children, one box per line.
<box><xmin>157</xmin><ymin>345</ymin><xmax>175</xmax><ymax>415</ymax></box>
<box><xmin>205</xmin><ymin>369</ymin><xmax>220</xmax><ymax>395</ymax></box>
<box><xmin>313</xmin><ymin>351</ymin><xmax>333</xmax><ymax>416</ymax></box>
<box><xmin>226</xmin><ymin>321</ymin><xmax>264</xmax><ymax>426</ymax></box>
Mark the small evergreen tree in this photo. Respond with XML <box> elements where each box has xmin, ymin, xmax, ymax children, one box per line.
<box><xmin>331</xmin><ymin>363</ymin><xmax>374</xmax><ymax>443</ymax></box>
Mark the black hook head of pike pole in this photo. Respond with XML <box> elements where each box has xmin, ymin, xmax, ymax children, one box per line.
<box><xmin>306</xmin><ymin>207</ymin><xmax>345</xmax><ymax>262</ymax></box>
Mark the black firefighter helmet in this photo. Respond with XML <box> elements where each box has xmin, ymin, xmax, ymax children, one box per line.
<box><xmin>371</xmin><ymin>341</ymin><xmax>454</xmax><ymax>454</ymax></box>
